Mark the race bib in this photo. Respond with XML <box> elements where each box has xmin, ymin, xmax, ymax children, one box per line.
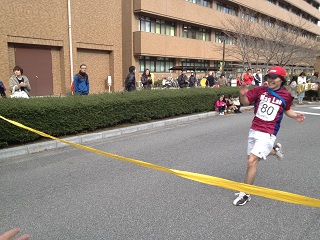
<box><xmin>256</xmin><ymin>101</ymin><xmax>280</xmax><ymax>121</ymax></box>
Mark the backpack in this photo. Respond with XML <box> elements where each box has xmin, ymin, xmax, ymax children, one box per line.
<box><xmin>177</xmin><ymin>75</ymin><xmax>183</xmax><ymax>84</ymax></box>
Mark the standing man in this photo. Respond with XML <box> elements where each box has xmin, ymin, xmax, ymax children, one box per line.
<box><xmin>233</xmin><ymin>66</ymin><xmax>305</xmax><ymax>206</ymax></box>
<box><xmin>74</xmin><ymin>64</ymin><xmax>90</xmax><ymax>95</ymax></box>
<box><xmin>177</xmin><ymin>70</ymin><xmax>189</xmax><ymax>88</ymax></box>
<box><xmin>188</xmin><ymin>71</ymin><xmax>197</xmax><ymax>87</ymax></box>
<box><xmin>125</xmin><ymin>65</ymin><xmax>136</xmax><ymax>92</ymax></box>
<box><xmin>253</xmin><ymin>69</ymin><xmax>262</xmax><ymax>86</ymax></box>
<box><xmin>206</xmin><ymin>71</ymin><xmax>215</xmax><ymax>88</ymax></box>
<box><xmin>243</xmin><ymin>69</ymin><xmax>254</xmax><ymax>86</ymax></box>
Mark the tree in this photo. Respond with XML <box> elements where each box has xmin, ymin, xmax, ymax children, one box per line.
<box><xmin>219</xmin><ymin>7</ymin><xmax>320</xmax><ymax>74</ymax></box>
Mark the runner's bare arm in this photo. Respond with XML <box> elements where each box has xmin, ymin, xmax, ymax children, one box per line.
<box><xmin>239</xmin><ymin>84</ymin><xmax>250</xmax><ymax>106</ymax></box>
<box><xmin>284</xmin><ymin>109</ymin><xmax>305</xmax><ymax>123</ymax></box>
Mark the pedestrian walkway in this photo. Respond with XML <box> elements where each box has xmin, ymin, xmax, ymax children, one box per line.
<box><xmin>0</xmin><ymin>107</ymin><xmax>253</xmax><ymax>160</ymax></box>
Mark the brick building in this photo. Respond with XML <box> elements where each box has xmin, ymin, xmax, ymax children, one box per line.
<box><xmin>1</xmin><ymin>0</ymin><xmax>320</xmax><ymax>96</ymax></box>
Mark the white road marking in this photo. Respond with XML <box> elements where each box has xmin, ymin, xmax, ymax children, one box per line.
<box><xmin>295</xmin><ymin>111</ymin><xmax>320</xmax><ymax>116</ymax></box>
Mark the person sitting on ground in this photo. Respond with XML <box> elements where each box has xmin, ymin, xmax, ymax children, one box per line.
<box><xmin>232</xmin><ymin>96</ymin><xmax>242</xmax><ymax>113</ymax></box>
<box><xmin>225</xmin><ymin>94</ymin><xmax>238</xmax><ymax>113</ymax></box>
<box><xmin>215</xmin><ymin>96</ymin><xmax>227</xmax><ymax>115</ymax></box>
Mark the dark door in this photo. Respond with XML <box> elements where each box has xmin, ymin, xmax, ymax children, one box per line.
<box><xmin>15</xmin><ymin>47</ymin><xmax>53</xmax><ymax>96</ymax></box>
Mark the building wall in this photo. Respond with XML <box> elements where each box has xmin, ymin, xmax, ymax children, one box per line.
<box><xmin>0</xmin><ymin>0</ymin><xmax>123</xmax><ymax>96</ymax></box>
<box><xmin>131</xmin><ymin>0</ymin><xmax>320</xmax><ymax>80</ymax></box>
<box><xmin>1</xmin><ymin>0</ymin><xmax>320</xmax><ymax>95</ymax></box>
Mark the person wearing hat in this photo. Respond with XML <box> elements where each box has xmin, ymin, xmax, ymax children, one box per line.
<box><xmin>233</xmin><ymin>66</ymin><xmax>306</xmax><ymax>206</ymax></box>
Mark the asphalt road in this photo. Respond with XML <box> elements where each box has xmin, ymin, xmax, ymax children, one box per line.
<box><xmin>1</xmin><ymin>103</ymin><xmax>320</xmax><ymax>240</ymax></box>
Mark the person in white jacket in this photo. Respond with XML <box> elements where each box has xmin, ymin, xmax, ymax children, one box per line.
<box><xmin>297</xmin><ymin>72</ymin><xmax>307</xmax><ymax>105</ymax></box>
<box><xmin>8</xmin><ymin>66</ymin><xmax>31</xmax><ymax>97</ymax></box>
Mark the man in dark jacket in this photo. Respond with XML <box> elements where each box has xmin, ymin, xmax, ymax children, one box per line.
<box><xmin>206</xmin><ymin>71</ymin><xmax>215</xmax><ymax>87</ymax></box>
<box><xmin>188</xmin><ymin>72</ymin><xmax>197</xmax><ymax>87</ymax></box>
<box><xmin>125</xmin><ymin>66</ymin><xmax>136</xmax><ymax>91</ymax></box>
<box><xmin>177</xmin><ymin>70</ymin><xmax>189</xmax><ymax>88</ymax></box>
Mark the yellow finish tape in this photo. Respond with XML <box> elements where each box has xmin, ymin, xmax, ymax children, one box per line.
<box><xmin>1</xmin><ymin>115</ymin><xmax>320</xmax><ymax>208</ymax></box>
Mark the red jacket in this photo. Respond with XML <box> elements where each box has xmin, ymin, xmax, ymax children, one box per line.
<box><xmin>243</xmin><ymin>73</ymin><xmax>254</xmax><ymax>85</ymax></box>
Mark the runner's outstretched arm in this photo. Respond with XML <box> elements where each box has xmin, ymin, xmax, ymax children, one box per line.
<box><xmin>284</xmin><ymin>109</ymin><xmax>305</xmax><ymax>123</ymax></box>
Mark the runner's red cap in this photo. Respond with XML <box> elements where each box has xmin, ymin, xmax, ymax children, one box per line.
<box><xmin>267</xmin><ymin>66</ymin><xmax>286</xmax><ymax>78</ymax></box>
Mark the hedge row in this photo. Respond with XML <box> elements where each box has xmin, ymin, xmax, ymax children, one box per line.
<box><xmin>0</xmin><ymin>87</ymin><xmax>240</xmax><ymax>148</ymax></box>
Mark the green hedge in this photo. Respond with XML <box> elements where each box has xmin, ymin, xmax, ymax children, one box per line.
<box><xmin>0</xmin><ymin>87</ymin><xmax>240</xmax><ymax>148</ymax></box>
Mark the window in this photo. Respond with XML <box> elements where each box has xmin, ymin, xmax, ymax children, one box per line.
<box><xmin>279</xmin><ymin>2</ymin><xmax>289</xmax><ymax>11</ymax></box>
<box><xmin>185</xmin><ymin>0</ymin><xmax>212</xmax><ymax>8</ymax></box>
<box><xmin>241</xmin><ymin>13</ymin><xmax>257</xmax><ymax>22</ymax></box>
<box><xmin>181</xmin><ymin>59</ymin><xmax>210</xmax><ymax>71</ymax></box>
<box><xmin>217</xmin><ymin>2</ymin><xmax>236</xmax><ymax>15</ymax></box>
<box><xmin>182</xmin><ymin>25</ymin><xmax>210</xmax><ymax>41</ymax></box>
<box><xmin>215</xmin><ymin>32</ymin><xmax>235</xmax><ymax>45</ymax></box>
<box><xmin>139</xmin><ymin>16</ymin><xmax>175</xmax><ymax>36</ymax></box>
<box><xmin>291</xmin><ymin>7</ymin><xmax>301</xmax><ymax>16</ymax></box>
<box><xmin>261</xmin><ymin>18</ymin><xmax>275</xmax><ymax>28</ymax></box>
<box><xmin>266</xmin><ymin>0</ymin><xmax>276</xmax><ymax>4</ymax></box>
<box><xmin>139</xmin><ymin>57</ymin><xmax>174</xmax><ymax>73</ymax></box>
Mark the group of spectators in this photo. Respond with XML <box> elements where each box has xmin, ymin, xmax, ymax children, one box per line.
<box><xmin>214</xmin><ymin>94</ymin><xmax>242</xmax><ymax>115</ymax></box>
<box><xmin>0</xmin><ymin>64</ymin><xmax>91</xmax><ymax>98</ymax></box>
<box><xmin>288</xmin><ymin>71</ymin><xmax>320</xmax><ymax>104</ymax></box>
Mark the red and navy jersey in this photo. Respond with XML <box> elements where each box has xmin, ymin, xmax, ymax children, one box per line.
<box><xmin>246</xmin><ymin>86</ymin><xmax>292</xmax><ymax>136</ymax></box>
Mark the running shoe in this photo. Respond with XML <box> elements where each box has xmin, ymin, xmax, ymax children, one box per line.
<box><xmin>233</xmin><ymin>192</ymin><xmax>251</xmax><ymax>206</ymax></box>
<box><xmin>274</xmin><ymin>143</ymin><xmax>284</xmax><ymax>160</ymax></box>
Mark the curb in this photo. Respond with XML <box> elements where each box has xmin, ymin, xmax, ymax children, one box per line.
<box><xmin>0</xmin><ymin>107</ymin><xmax>253</xmax><ymax>160</ymax></box>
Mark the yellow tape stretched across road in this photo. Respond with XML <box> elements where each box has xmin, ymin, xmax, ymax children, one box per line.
<box><xmin>1</xmin><ymin>115</ymin><xmax>320</xmax><ymax>208</ymax></box>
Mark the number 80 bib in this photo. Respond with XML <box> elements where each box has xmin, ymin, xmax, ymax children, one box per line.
<box><xmin>256</xmin><ymin>101</ymin><xmax>280</xmax><ymax>121</ymax></box>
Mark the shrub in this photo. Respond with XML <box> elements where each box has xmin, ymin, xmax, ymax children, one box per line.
<box><xmin>0</xmin><ymin>87</ymin><xmax>240</xmax><ymax>148</ymax></box>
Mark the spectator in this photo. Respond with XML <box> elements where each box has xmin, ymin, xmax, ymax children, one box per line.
<box><xmin>225</xmin><ymin>94</ymin><xmax>239</xmax><ymax>113</ymax></box>
<box><xmin>243</xmin><ymin>69</ymin><xmax>254</xmax><ymax>86</ymax></box>
<box><xmin>0</xmin><ymin>80</ymin><xmax>7</xmax><ymax>98</ymax></box>
<box><xmin>177</xmin><ymin>70</ymin><xmax>189</xmax><ymax>88</ymax></box>
<box><xmin>199</xmin><ymin>76</ymin><xmax>207</xmax><ymax>87</ymax></box>
<box><xmin>141</xmin><ymin>68</ymin><xmax>153</xmax><ymax>90</ymax></box>
<box><xmin>289</xmin><ymin>76</ymin><xmax>298</xmax><ymax>103</ymax></box>
<box><xmin>9</xmin><ymin>66</ymin><xmax>31</xmax><ymax>97</ymax></box>
<box><xmin>236</xmin><ymin>77</ymin><xmax>242</xmax><ymax>86</ymax></box>
<box><xmin>217</xmin><ymin>73</ymin><xmax>227</xmax><ymax>87</ymax></box>
<box><xmin>307</xmin><ymin>72</ymin><xmax>319</xmax><ymax>101</ymax></box>
<box><xmin>215</xmin><ymin>95</ymin><xmax>227</xmax><ymax>115</ymax></box>
<box><xmin>74</xmin><ymin>64</ymin><xmax>90</xmax><ymax>95</ymax></box>
<box><xmin>188</xmin><ymin>71</ymin><xmax>197</xmax><ymax>87</ymax></box>
<box><xmin>232</xmin><ymin>96</ymin><xmax>242</xmax><ymax>113</ymax></box>
<box><xmin>125</xmin><ymin>65</ymin><xmax>136</xmax><ymax>91</ymax></box>
<box><xmin>206</xmin><ymin>71</ymin><xmax>215</xmax><ymax>87</ymax></box>
<box><xmin>253</xmin><ymin>69</ymin><xmax>262</xmax><ymax>86</ymax></box>
<box><xmin>297</xmin><ymin>72</ymin><xmax>307</xmax><ymax>104</ymax></box>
